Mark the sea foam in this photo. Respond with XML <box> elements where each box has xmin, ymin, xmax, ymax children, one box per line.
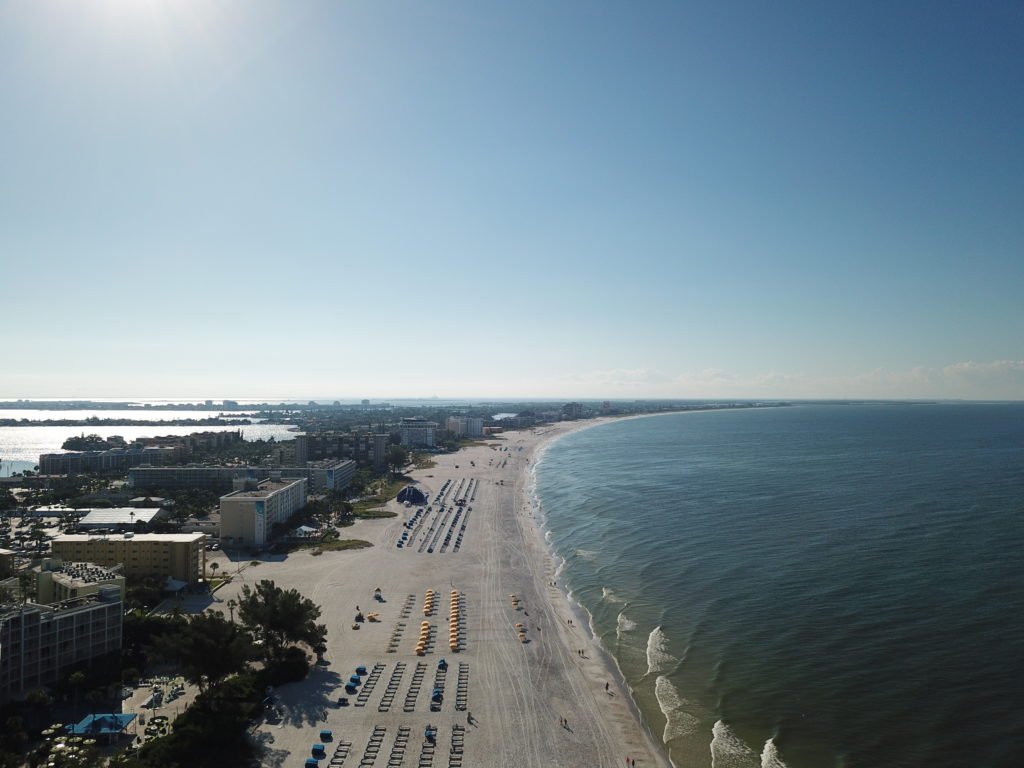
<box><xmin>645</xmin><ymin>626</ymin><xmax>678</xmax><ymax>676</ymax></box>
<box><xmin>602</xmin><ymin>586</ymin><xmax>625</xmax><ymax>603</ymax></box>
<box><xmin>710</xmin><ymin>720</ymin><xmax>759</xmax><ymax>768</ymax></box>
<box><xmin>655</xmin><ymin>675</ymin><xmax>701</xmax><ymax>742</ymax></box>
<box><xmin>760</xmin><ymin>737</ymin><xmax>789</xmax><ymax>768</ymax></box>
<box><xmin>616</xmin><ymin>611</ymin><xmax>637</xmax><ymax>639</ymax></box>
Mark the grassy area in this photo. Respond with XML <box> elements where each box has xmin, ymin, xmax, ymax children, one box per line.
<box><xmin>412</xmin><ymin>452</ymin><xmax>437</xmax><ymax>469</ymax></box>
<box><xmin>351</xmin><ymin>474</ymin><xmax>410</xmax><ymax>515</ymax></box>
<box><xmin>285</xmin><ymin>538</ymin><xmax>372</xmax><ymax>554</ymax></box>
<box><xmin>353</xmin><ymin>508</ymin><xmax>397</xmax><ymax>519</ymax></box>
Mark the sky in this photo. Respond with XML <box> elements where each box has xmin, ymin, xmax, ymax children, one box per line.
<box><xmin>1</xmin><ymin>1</ymin><xmax>1022</xmax><ymax>401</ymax></box>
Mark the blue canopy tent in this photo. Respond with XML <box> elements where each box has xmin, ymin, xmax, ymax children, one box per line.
<box><xmin>397</xmin><ymin>485</ymin><xmax>428</xmax><ymax>505</ymax></box>
<box><xmin>67</xmin><ymin>713</ymin><xmax>136</xmax><ymax>739</ymax></box>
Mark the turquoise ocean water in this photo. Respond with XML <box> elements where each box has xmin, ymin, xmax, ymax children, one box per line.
<box><xmin>533</xmin><ymin>404</ymin><xmax>1024</xmax><ymax>768</ymax></box>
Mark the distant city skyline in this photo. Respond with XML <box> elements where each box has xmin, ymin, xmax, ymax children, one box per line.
<box><xmin>2</xmin><ymin>2</ymin><xmax>1021</xmax><ymax>401</ymax></box>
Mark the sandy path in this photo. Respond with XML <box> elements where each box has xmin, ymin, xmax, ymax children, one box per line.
<box><xmin>213</xmin><ymin>421</ymin><xmax>671</xmax><ymax>767</ymax></box>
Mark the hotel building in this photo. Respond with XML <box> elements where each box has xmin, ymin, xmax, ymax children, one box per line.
<box><xmin>51</xmin><ymin>533</ymin><xmax>206</xmax><ymax>584</ymax></box>
<box><xmin>0</xmin><ymin>589</ymin><xmax>123</xmax><ymax>703</ymax></box>
<box><xmin>219</xmin><ymin>477</ymin><xmax>308</xmax><ymax>549</ymax></box>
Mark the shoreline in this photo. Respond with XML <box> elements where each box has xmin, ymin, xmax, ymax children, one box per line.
<box><xmin>202</xmin><ymin>410</ymin><xmax>749</xmax><ymax>767</ymax></box>
<box><xmin>513</xmin><ymin>416</ymin><xmax>675</xmax><ymax>767</ymax></box>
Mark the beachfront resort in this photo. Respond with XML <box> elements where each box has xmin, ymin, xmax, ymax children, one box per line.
<box><xmin>0</xmin><ymin>403</ymin><xmax>683</xmax><ymax>767</ymax></box>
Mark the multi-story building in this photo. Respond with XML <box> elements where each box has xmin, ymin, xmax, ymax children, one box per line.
<box><xmin>294</xmin><ymin>433</ymin><xmax>309</xmax><ymax>465</ymax></box>
<box><xmin>562</xmin><ymin>402</ymin><xmax>585</xmax><ymax>420</ymax></box>
<box><xmin>129</xmin><ymin>462</ymin><xmax>355</xmax><ymax>494</ymax></box>
<box><xmin>34</xmin><ymin>561</ymin><xmax>126</xmax><ymax>605</ymax></box>
<box><xmin>51</xmin><ymin>533</ymin><xmax>206</xmax><ymax>583</ymax></box>
<box><xmin>39</xmin><ymin>432</ymin><xmax>245</xmax><ymax>476</ymax></box>
<box><xmin>445</xmin><ymin>417</ymin><xmax>484</xmax><ymax>439</ymax></box>
<box><xmin>219</xmin><ymin>478</ymin><xmax>308</xmax><ymax>549</ymax></box>
<box><xmin>399</xmin><ymin>418</ymin><xmax>437</xmax><ymax>448</ymax></box>
<box><xmin>0</xmin><ymin>589</ymin><xmax>123</xmax><ymax>703</ymax></box>
<box><xmin>372</xmin><ymin>433</ymin><xmax>389</xmax><ymax>470</ymax></box>
<box><xmin>39</xmin><ymin>446</ymin><xmax>178</xmax><ymax>476</ymax></box>
<box><xmin>308</xmin><ymin>460</ymin><xmax>357</xmax><ymax>493</ymax></box>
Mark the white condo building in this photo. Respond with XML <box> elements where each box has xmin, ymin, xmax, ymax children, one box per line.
<box><xmin>219</xmin><ymin>478</ymin><xmax>308</xmax><ymax>549</ymax></box>
<box><xmin>399</xmin><ymin>418</ymin><xmax>438</xmax><ymax>448</ymax></box>
<box><xmin>445</xmin><ymin>417</ymin><xmax>484</xmax><ymax>439</ymax></box>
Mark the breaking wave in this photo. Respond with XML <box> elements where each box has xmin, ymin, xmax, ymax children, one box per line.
<box><xmin>655</xmin><ymin>675</ymin><xmax>701</xmax><ymax>742</ymax></box>
<box><xmin>645</xmin><ymin>626</ymin><xmax>678</xmax><ymax>676</ymax></box>
<box><xmin>710</xmin><ymin>720</ymin><xmax>759</xmax><ymax>768</ymax></box>
<box><xmin>616</xmin><ymin>611</ymin><xmax>637</xmax><ymax>640</ymax></box>
<box><xmin>760</xmin><ymin>737</ymin><xmax>789</xmax><ymax>768</ymax></box>
<box><xmin>602</xmin><ymin>586</ymin><xmax>625</xmax><ymax>603</ymax></box>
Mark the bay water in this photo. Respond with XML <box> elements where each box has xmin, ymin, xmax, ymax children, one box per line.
<box><xmin>533</xmin><ymin>404</ymin><xmax>1024</xmax><ymax>767</ymax></box>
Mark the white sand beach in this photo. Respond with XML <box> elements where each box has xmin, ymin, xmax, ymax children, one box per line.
<box><xmin>212</xmin><ymin>421</ymin><xmax>671</xmax><ymax>768</ymax></box>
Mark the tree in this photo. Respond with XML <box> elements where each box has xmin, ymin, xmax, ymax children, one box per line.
<box><xmin>226</xmin><ymin>599</ymin><xmax>237</xmax><ymax>624</ymax></box>
<box><xmin>24</xmin><ymin>688</ymin><xmax>53</xmax><ymax>731</ymax></box>
<box><xmin>150</xmin><ymin>612</ymin><xmax>256</xmax><ymax>692</ymax></box>
<box><xmin>209</xmin><ymin>562</ymin><xmax>220</xmax><ymax>580</ymax></box>
<box><xmin>387</xmin><ymin>445</ymin><xmax>409</xmax><ymax>476</ymax></box>
<box><xmin>0</xmin><ymin>489</ymin><xmax>16</xmax><ymax>511</ymax></box>
<box><xmin>17</xmin><ymin>572</ymin><xmax>33</xmax><ymax>603</ymax></box>
<box><xmin>85</xmin><ymin>688</ymin><xmax>103</xmax><ymax>722</ymax></box>
<box><xmin>29</xmin><ymin>522</ymin><xmax>48</xmax><ymax>553</ymax></box>
<box><xmin>237</xmin><ymin>580</ymin><xmax>327</xmax><ymax>661</ymax></box>
<box><xmin>68</xmin><ymin>671</ymin><xmax>86</xmax><ymax>712</ymax></box>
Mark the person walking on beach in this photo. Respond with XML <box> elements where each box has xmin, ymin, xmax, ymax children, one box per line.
<box><xmin>605</xmin><ymin>682</ymin><xmax>610</xmax><ymax>692</ymax></box>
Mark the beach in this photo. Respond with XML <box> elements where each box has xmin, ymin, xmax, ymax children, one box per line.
<box><xmin>210</xmin><ymin>420</ymin><xmax>672</xmax><ymax>768</ymax></box>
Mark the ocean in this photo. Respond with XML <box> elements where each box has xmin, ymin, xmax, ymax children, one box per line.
<box><xmin>532</xmin><ymin>404</ymin><xmax>1024</xmax><ymax>768</ymax></box>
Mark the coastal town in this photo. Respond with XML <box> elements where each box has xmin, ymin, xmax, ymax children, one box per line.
<box><xmin>0</xmin><ymin>399</ymin><xmax>769</xmax><ymax>768</ymax></box>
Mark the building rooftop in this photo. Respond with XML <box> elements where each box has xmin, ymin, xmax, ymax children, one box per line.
<box><xmin>0</xmin><ymin>592</ymin><xmax>121</xmax><ymax>620</ymax></box>
<box><xmin>47</xmin><ymin>561</ymin><xmax>120</xmax><ymax>586</ymax></box>
<box><xmin>222</xmin><ymin>479</ymin><xmax>304</xmax><ymax>499</ymax></box>
<box><xmin>79</xmin><ymin>508</ymin><xmax>165</xmax><ymax>526</ymax></box>
<box><xmin>53</xmin><ymin>533</ymin><xmax>205</xmax><ymax>544</ymax></box>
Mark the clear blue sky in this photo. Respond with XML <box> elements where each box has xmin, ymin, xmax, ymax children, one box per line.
<box><xmin>1</xmin><ymin>1</ymin><xmax>1022</xmax><ymax>400</ymax></box>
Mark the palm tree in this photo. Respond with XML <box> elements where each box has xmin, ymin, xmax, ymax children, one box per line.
<box><xmin>69</xmin><ymin>671</ymin><xmax>85</xmax><ymax>713</ymax></box>
<box><xmin>210</xmin><ymin>562</ymin><xmax>220</xmax><ymax>580</ymax></box>
<box><xmin>227</xmin><ymin>599</ymin><xmax>237</xmax><ymax>624</ymax></box>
